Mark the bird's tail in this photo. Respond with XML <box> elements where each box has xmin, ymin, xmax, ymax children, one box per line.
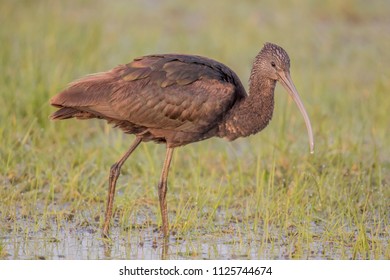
<box><xmin>50</xmin><ymin>107</ymin><xmax>94</xmax><ymax>120</ymax></box>
<box><xmin>49</xmin><ymin>67</ymin><xmax>125</xmax><ymax>121</ymax></box>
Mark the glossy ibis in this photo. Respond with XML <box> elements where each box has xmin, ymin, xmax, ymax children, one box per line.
<box><xmin>50</xmin><ymin>42</ymin><xmax>314</xmax><ymax>237</ymax></box>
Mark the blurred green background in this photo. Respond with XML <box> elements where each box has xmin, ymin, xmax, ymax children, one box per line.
<box><xmin>0</xmin><ymin>0</ymin><xmax>389</xmax><ymax>259</ymax></box>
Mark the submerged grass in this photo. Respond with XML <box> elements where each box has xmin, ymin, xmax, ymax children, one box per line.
<box><xmin>0</xmin><ymin>0</ymin><xmax>389</xmax><ymax>259</ymax></box>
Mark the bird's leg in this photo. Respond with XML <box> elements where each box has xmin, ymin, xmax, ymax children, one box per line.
<box><xmin>158</xmin><ymin>147</ymin><xmax>174</xmax><ymax>237</ymax></box>
<box><xmin>102</xmin><ymin>136</ymin><xmax>142</xmax><ymax>238</ymax></box>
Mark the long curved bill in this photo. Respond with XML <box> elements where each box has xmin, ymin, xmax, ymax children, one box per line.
<box><xmin>278</xmin><ymin>71</ymin><xmax>314</xmax><ymax>154</ymax></box>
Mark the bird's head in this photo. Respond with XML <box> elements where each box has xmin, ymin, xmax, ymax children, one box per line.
<box><xmin>258</xmin><ymin>42</ymin><xmax>291</xmax><ymax>81</ymax></box>
<box><xmin>254</xmin><ymin>42</ymin><xmax>314</xmax><ymax>154</ymax></box>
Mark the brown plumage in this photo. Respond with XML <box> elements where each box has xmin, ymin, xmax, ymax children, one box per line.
<box><xmin>50</xmin><ymin>42</ymin><xmax>314</xmax><ymax>237</ymax></box>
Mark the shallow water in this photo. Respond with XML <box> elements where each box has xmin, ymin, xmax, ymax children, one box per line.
<box><xmin>2</xmin><ymin>211</ymin><xmax>387</xmax><ymax>260</ymax></box>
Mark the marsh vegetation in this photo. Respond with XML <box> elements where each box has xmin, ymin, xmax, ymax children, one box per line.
<box><xmin>0</xmin><ymin>0</ymin><xmax>389</xmax><ymax>259</ymax></box>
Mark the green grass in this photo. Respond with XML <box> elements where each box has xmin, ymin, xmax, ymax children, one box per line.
<box><xmin>0</xmin><ymin>0</ymin><xmax>389</xmax><ymax>259</ymax></box>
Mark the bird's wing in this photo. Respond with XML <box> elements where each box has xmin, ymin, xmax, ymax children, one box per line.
<box><xmin>51</xmin><ymin>54</ymin><xmax>247</xmax><ymax>133</ymax></box>
<box><xmin>109</xmin><ymin>55</ymin><xmax>246</xmax><ymax>133</ymax></box>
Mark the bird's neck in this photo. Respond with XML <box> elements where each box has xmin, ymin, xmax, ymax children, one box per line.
<box><xmin>218</xmin><ymin>78</ymin><xmax>276</xmax><ymax>140</ymax></box>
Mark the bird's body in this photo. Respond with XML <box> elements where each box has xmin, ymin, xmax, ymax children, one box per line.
<box><xmin>52</xmin><ymin>54</ymin><xmax>272</xmax><ymax>146</ymax></box>
<box><xmin>50</xmin><ymin>43</ymin><xmax>314</xmax><ymax>237</ymax></box>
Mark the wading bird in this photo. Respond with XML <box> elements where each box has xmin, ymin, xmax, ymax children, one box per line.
<box><xmin>50</xmin><ymin>42</ymin><xmax>314</xmax><ymax>237</ymax></box>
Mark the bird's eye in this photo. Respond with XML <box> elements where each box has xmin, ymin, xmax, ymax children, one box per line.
<box><xmin>271</xmin><ymin>61</ymin><xmax>276</xmax><ymax>67</ymax></box>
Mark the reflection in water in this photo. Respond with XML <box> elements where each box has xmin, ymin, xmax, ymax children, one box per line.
<box><xmin>103</xmin><ymin>239</ymin><xmax>112</xmax><ymax>259</ymax></box>
<box><xmin>101</xmin><ymin>228</ymin><xmax>169</xmax><ymax>259</ymax></box>
<box><xmin>161</xmin><ymin>237</ymin><xmax>169</xmax><ymax>260</ymax></box>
